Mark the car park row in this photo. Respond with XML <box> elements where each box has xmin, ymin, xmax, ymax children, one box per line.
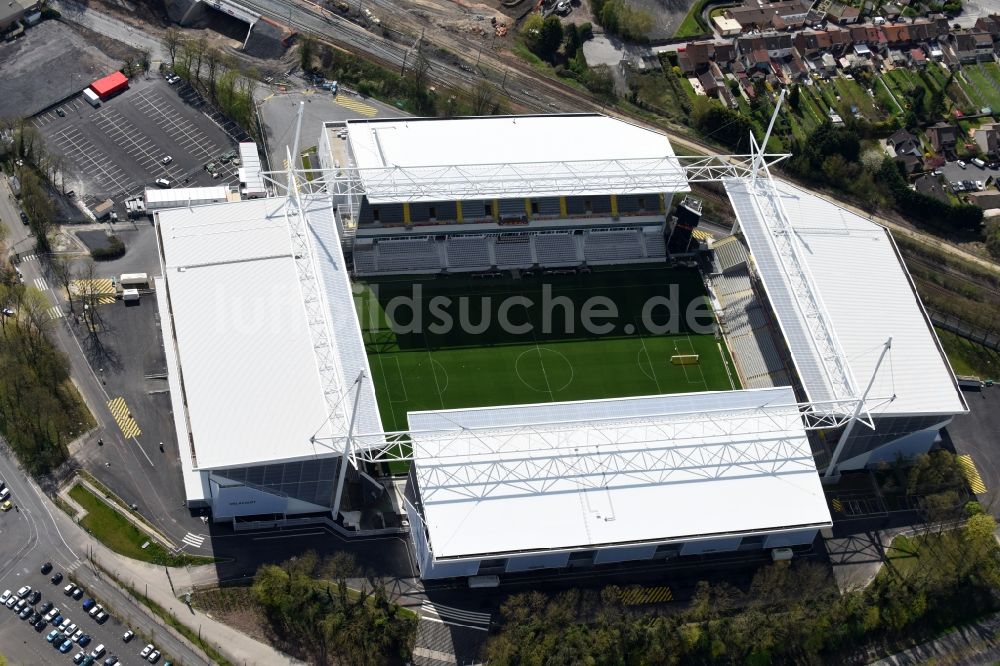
<box><xmin>2</xmin><ymin>563</ymin><xmax>170</xmax><ymax>666</ymax></box>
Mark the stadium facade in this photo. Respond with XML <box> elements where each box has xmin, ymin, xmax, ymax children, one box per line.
<box><xmin>154</xmin><ymin>113</ymin><xmax>967</xmax><ymax>582</ymax></box>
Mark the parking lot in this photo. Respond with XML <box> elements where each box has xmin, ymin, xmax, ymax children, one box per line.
<box><xmin>0</xmin><ymin>563</ymin><xmax>173</xmax><ymax>665</ymax></box>
<box><xmin>938</xmin><ymin>159</ymin><xmax>1000</xmax><ymax>192</ymax></box>
<box><xmin>36</xmin><ymin>75</ymin><xmax>244</xmax><ymax>213</ymax></box>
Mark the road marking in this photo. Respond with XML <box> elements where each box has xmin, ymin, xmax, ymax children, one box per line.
<box><xmin>334</xmin><ymin>95</ymin><xmax>377</xmax><ymax>116</ymax></box>
<box><xmin>70</xmin><ymin>279</ymin><xmax>117</xmax><ymax>305</ymax></box>
<box><xmin>958</xmin><ymin>454</ymin><xmax>987</xmax><ymax>494</ymax></box>
<box><xmin>419</xmin><ymin>600</ymin><xmax>491</xmax><ymax>626</ymax></box>
<box><xmin>618</xmin><ymin>586</ymin><xmax>673</xmax><ymax>605</ymax></box>
<box><xmin>107</xmin><ymin>396</ymin><xmax>142</xmax><ymax>439</ymax></box>
<box><xmin>48</xmin><ymin>306</ymin><xmax>64</xmax><ymax>320</ymax></box>
<box><xmin>832</xmin><ymin>497</ymin><xmax>844</xmax><ymax>513</ymax></box>
<box><xmin>20</xmin><ymin>254</ymin><xmax>37</xmax><ymax>263</ymax></box>
<box><xmin>181</xmin><ymin>532</ymin><xmax>206</xmax><ymax>548</ymax></box>
<box><xmin>34</xmin><ymin>277</ymin><xmax>49</xmax><ymax>291</ymax></box>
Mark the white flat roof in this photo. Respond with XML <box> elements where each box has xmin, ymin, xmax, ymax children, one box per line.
<box><xmin>409</xmin><ymin>387</ymin><xmax>831</xmax><ymax>560</ymax></box>
<box><xmin>344</xmin><ymin>114</ymin><xmax>688</xmax><ymax>204</ymax></box>
<box><xmin>727</xmin><ymin>177</ymin><xmax>967</xmax><ymax>417</ymax></box>
<box><xmin>239</xmin><ymin>142</ymin><xmax>266</xmax><ymax>196</ymax></box>
<box><xmin>157</xmin><ymin>195</ymin><xmax>381</xmax><ymax>470</ymax></box>
<box><xmin>144</xmin><ymin>186</ymin><xmax>231</xmax><ymax>206</ymax></box>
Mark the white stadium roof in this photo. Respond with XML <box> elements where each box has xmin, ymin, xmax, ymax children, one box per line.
<box><xmin>408</xmin><ymin>387</ymin><xmax>832</xmax><ymax>560</ymax></box>
<box><xmin>156</xmin><ymin>196</ymin><xmax>381</xmax><ymax>471</ymax></box>
<box><xmin>344</xmin><ymin>114</ymin><xmax>688</xmax><ymax>204</ymax></box>
<box><xmin>726</xmin><ymin>177</ymin><xmax>966</xmax><ymax>417</ymax></box>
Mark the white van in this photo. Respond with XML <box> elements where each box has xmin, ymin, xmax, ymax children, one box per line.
<box><xmin>972</xmin><ymin>157</ymin><xmax>986</xmax><ymax>168</ymax></box>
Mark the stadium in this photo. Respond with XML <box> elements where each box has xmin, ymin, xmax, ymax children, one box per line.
<box><xmin>155</xmin><ymin>112</ymin><xmax>967</xmax><ymax>581</ymax></box>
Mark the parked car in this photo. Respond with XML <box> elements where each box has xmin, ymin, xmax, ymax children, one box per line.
<box><xmin>74</xmin><ymin>652</ymin><xmax>87</xmax><ymax>665</ymax></box>
<box><xmin>5</xmin><ymin>595</ymin><xmax>17</xmax><ymax>608</ymax></box>
<box><xmin>154</xmin><ymin>178</ymin><xmax>171</xmax><ymax>188</ymax></box>
<box><xmin>958</xmin><ymin>160</ymin><xmax>967</xmax><ymax>169</ymax></box>
<box><xmin>0</xmin><ymin>590</ymin><xmax>11</xmax><ymax>605</ymax></box>
<box><xmin>64</xmin><ymin>622</ymin><xmax>78</xmax><ymax>636</ymax></box>
<box><xmin>78</xmin><ymin>634</ymin><xmax>92</xmax><ymax>647</ymax></box>
<box><xmin>16</xmin><ymin>585</ymin><xmax>31</xmax><ymax>599</ymax></box>
<box><xmin>148</xmin><ymin>651</ymin><xmax>160</xmax><ymax>663</ymax></box>
<box><xmin>60</xmin><ymin>639</ymin><xmax>75</xmax><ymax>653</ymax></box>
<box><xmin>46</xmin><ymin>628</ymin><xmax>62</xmax><ymax>643</ymax></box>
<box><xmin>19</xmin><ymin>606</ymin><xmax>32</xmax><ymax>619</ymax></box>
<box><xmin>43</xmin><ymin>607</ymin><xmax>59</xmax><ymax>622</ymax></box>
<box><xmin>161</xmin><ymin>155</ymin><xmax>173</xmax><ymax>165</ymax></box>
<box><xmin>88</xmin><ymin>604</ymin><xmax>103</xmax><ymax>618</ymax></box>
<box><xmin>51</xmin><ymin>572</ymin><xmax>63</xmax><ymax>585</ymax></box>
<box><xmin>56</xmin><ymin>108</ymin><xmax>66</xmax><ymax>117</ymax></box>
<box><xmin>89</xmin><ymin>644</ymin><xmax>106</xmax><ymax>659</ymax></box>
<box><xmin>140</xmin><ymin>644</ymin><xmax>154</xmax><ymax>658</ymax></box>
<box><xmin>122</xmin><ymin>630</ymin><xmax>134</xmax><ymax>643</ymax></box>
<box><xmin>34</xmin><ymin>618</ymin><xmax>47</xmax><ymax>631</ymax></box>
<box><xmin>104</xmin><ymin>656</ymin><xmax>118</xmax><ymax>666</ymax></box>
<box><xmin>28</xmin><ymin>590</ymin><xmax>41</xmax><ymax>604</ymax></box>
<box><xmin>82</xmin><ymin>599</ymin><xmax>96</xmax><ymax>612</ymax></box>
<box><xmin>72</xmin><ymin>629</ymin><xmax>84</xmax><ymax>642</ymax></box>
<box><xmin>64</xmin><ymin>583</ymin><xmax>75</xmax><ymax>596</ymax></box>
<box><xmin>41</xmin><ymin>562</ymin><xmax>53</xmax><ymax>574</ymax></box>
<box><xmin>95</xmin><ymin>610</ymin><xmax>108</xmax><ymax>623</ymax></box>
<box><xmin>40</xmin><ymin>601</ymin><xmax>53</xmax><ymax>614</ymax></box>
<box><xmin>19</xmin><ymin>211</ymin><xmax>28</xmax><ymax>225</ymax></box>
<box><xmin>72</xmin><ymin>587</ymin><xmax>84</xmax><ymax>600</ymax></box>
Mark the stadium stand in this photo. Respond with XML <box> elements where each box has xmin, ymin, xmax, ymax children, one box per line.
<box><xmin>534</xmin><ymin>232</ymin><xmax>580</xmax><ymax>266</ymax></box>
<box><xmin>643</xmin><ymin>229</ymin><xmax>667</xmax><ymax>259</ymax></box>
<box><xmin>374</xmin><ymin>237</ymin><xmax>442</xmax><ymax>273</ymax></box>
<box><xmin>708</xmin><ymin>238</ymin><xmax>793</xmax><ymax>390</ymax></box>
<box><xmin>352</xmin><ymin>243</ymin><xmax>378</xmax><ymax>273</ymax></box>
<box><xmin>583</xmin><ymin>228</ymin><xmax>644</xmax><ymax>263</ymax></box>
<box><xmin>446</xmin><ymin>235</ymin><xmax>492</xmax><ymax>270</ymax></box>
<box><xmin>493</xmin><ymin>234</ymin><xmax>533</xmax><ymax>268</ymax></box>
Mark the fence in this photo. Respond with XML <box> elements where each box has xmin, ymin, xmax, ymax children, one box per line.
<box><xmin>927</xmin><ymin>307</ymin><xmax>1000</xmax><ymax>353</ymax></box>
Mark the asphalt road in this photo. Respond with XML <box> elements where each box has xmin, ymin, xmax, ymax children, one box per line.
<box><xmin>0</xmin><ymin>441</ymin><xmax>208</xmax><ymax>665</ymax></box>
<box><xmin>945</xmin><ymin>385</ymin><xmax>1000</xmax><ymax>515</ymax></box>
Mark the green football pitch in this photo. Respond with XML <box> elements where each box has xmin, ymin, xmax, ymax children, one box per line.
<box><xmin>353</xmin><ymin>266</ymin><xmax>739</xmax><ymax>434</ymax></box>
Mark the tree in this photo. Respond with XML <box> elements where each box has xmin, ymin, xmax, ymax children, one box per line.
<box><xmin>789</xmin><ymin>84</ymin><xmax>801</xmax><ymax>111</ymax></box>
<box><xmin>469</xmin><ymin>79</ymin><xmax>500</xmax><ymax>116</ymax></box>
<box><xmin>299</xmin><ymin>35</ymin><xmax>316</xmax><ymax>71</ymax></box>
<box><xmin>164</xmin><ymin>28</ymin><xmax>182</xmax><ymax>67</ymax></box>
<box><xmin>48</xmin><ymin>256</ymin><xmax>76</xmax><ymax>314</ymax></box>
<box><xmin>538</xmin><ymin>16</ymin><xmax>564</xmax><ymax>61</ymax></box>
<box><xmin>19</xmin><ymin>170</ymin><xmax>54</xmax><ymax>252</ymax></box>
<box><xmin>205</xmin><ymin>48</ymin><xmax>221</xmax><ymax>102</ymax></box>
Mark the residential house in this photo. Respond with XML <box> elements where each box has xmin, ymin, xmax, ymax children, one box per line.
<box><xmin>927</xmin><ymin>122</ymin><xmax>959</xmax><ymax>154</ymax></box>
<box><xmin>948</xmin><ymin>30</ymin><xmax>994</xmax><ymax>63</ymax></box>
<box><xmin>974</xmin><ymin>14</ymin><xmax>1000</xmax><ymax>37</ymax></box>
<box><xmin>908</xmin><ymin>18</ymin><xmax>933</xmax><ymax>42</ymax></box>
<box><xmin>826</xmin><ymin>2</ymin><xmax>860</xmax><ymax>24</ymax></box>
<box><xmin>880</xmin><ymin>22</ymin><xmax>911</xmax><ymax>47</ymax></box>
<box><xmin>713</xmin><ymin>15</ymin><xmax>742</xmax><ymax>36</ymax></box>
<box><xmin>914</xmin><ymin>175</ymin><xmax>949</xmax><ymax>203</ymax></box>
<box><xmin>908</xmin><ymin>47</ymin><xmax>927</xmax><ymax>66</ymax></box>
<box><xmin>967</xmin><ymin>190</ymin><xmax>1000</xmax><ymax>210</ymax></box>
<box><xmin>736</xmin><ymin>32</ymin><xmax>794</xmax><ymax>60</ymax></box>
<box><xmin>678</xmin><ymin>40</ymin><xmax>737</xmax><ymax>74</ymax></box>
<box><xmin>929</xmin><ymin>13</ymin><xmax>951</xmax><ymax>39</ymax></box>
<box><xmin>887</xmin><ymin>129</ymin><xmax>921</xmax><ymax>157</ymax></box>
<box><xmin>974</xmin><ymin>122</ymin><xmax>1000</xmax><ymax>157</ymax></box>
<box><xmin>725</xmin><ymin>0</ymin><xmax>812</xmax><ymax>31</ymax></box>
<box><xmin>924</xmin><ymin>42</ymin><xmax>944</xmax><ymax>61</ymax></box>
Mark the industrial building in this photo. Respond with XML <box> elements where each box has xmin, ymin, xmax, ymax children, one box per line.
<box><xmin>155</xmin><ymin>113</ymin><xmax>967</xmax><ymax>583</ymax></box>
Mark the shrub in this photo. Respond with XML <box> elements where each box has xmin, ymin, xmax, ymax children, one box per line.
<box><xmin>91</xmin><ymin>236</ymin><xmax>126</xmax><ymax>261</ymax></box>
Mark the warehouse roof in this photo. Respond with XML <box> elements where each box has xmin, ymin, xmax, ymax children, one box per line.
<box><xmin>343</xmin><ymin>114</ymin><xmax>688</xmax><ymax>204</ymax></box>
<box><xmin>726</xmin><ymin>177</ymin><xmax>967</xmax><ymax>417</ymax></box>
<box><xmin>143</xmin><ymin>186</ymin><xmax>235</xmax><ymax>207</ymax></box>
<box><xmin>409</xmin><ymin>387</ymin><xmax>831</xmax><ymax>560</ymax></box>
<box><xmin>156</xmin><ymin>195</ymin><xmax>381</xmax><ymax>470</ymax></box>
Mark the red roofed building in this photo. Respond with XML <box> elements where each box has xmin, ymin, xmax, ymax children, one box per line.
<box><xmin>90</xmin><ymin>71</ymin><xmax>129</xmax><ymax>100</ymax></box>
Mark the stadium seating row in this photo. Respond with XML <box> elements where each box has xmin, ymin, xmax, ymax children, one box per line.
<box><xmin>707</xmin><ymin>241</ymin><xmax>793</xmax><ymax>391</ymax></box>
<box><xmin>351</xmin><ymin>228</ymin><xmax>667</xmax><ymax>275</ymax></box>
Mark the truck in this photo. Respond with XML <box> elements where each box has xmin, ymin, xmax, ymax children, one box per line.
<box><xmin>122</xmin><ymin>289</ymin><xmax>140</xmax><ymax>303</ymax></box>
<box><xmin>83</xmin><ymin>89</ymin><xmax>101</xmax><ymax>108</ymax></box>
<box><xmin>119</xmin><ymin>273</ymin><xmax>149</xmax><ymax>289</ymax></box>
<box><xmin>957</xmin><ymin>375</ymin><xmax>984</xmax><ymax>390</ymax></box>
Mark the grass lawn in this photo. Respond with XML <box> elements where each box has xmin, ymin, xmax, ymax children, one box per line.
<box><xmin>69</xmin><ymin>484</ymin><xmax>215</xmax><ymax>567</ymax></box>
<box><xmin>674</xmin><ymin>0</ymin><xmax>711</xmax><ymax>38</ymax></box>
<box><xmin>355</xmin><ymin>266</ymin><xmax>737</xmax><ymax>433</ymax></box>
<box><xmin>962</xmin><ymin>65</ymin><xmax>1000</xmax><ymax>111</ymax></box>
<box><xmin>875</xmin><ymin>75</ymin><xmax>904</xmax><ymax>115</ymax></box>
<box><xmin>935</xmin><ymin>328</ymin><xmax>1000</xmax><ymax>378</ymax></box>
<box><xmin>830</xmin><ymin>77</ymin><xmax>882</xmax><ymax>120</ymax></box>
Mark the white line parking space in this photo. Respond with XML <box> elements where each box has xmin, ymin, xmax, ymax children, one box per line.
<box><xmin>91</xmin><ymin>107</ymin><xmax>185</xmax><ymax>181</ymax></box>
<box><xmin>131</xmin><ymin>89</ymin><xmax>220</xmax><ymax>161</ymax></box>
<box><xmin>50</xmin><ymin>126</ymin><xmax>137</xmax><ymax>196</ymax></box>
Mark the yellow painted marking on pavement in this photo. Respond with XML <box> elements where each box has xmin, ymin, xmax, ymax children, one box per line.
<box><xmin>108</xmin><ymin>397</ymin><xmax>141</xmax><ymax>439</ymax></box>
<box><xmin>334</xmin><ymin>95</ymin><xmax>377</xmax><ymax>116</ymax></box>
<box><xmin>619</xmin><ymin>586</ymin><xmax>673</xmax><ymax>606</ymax></box>
<box><xmin>958</xmin><ymin>454</ymin><xmax>987</xmax><ymax>494</ymax></box>
<box><xmin>693</xmin><ymin>229</ymin><xmax>714</xmax><ymax>242</ymax></box>
<box><xmin>831</xmin><ymin>497</ymin><xmax>844</xmax><ymax>513</ymax></box>
<box><xmin>70</xmin><ymin>279</ymin><xmax>116</xmax><ymax>305</ymax></box>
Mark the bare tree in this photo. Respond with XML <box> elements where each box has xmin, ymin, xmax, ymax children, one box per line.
<box><xmin>164</xmin><ymin>28</ymin><xmax>182</xmax><ymax>67</ymax></box>
<box><xmin>469</xmin><ymin>79</ymin><xmax>500</xmax><ymax>116</ymax></box>
<box><xmin>205</xmin><ymin>47</ymin><xmax>221</xmax><ymax>102</ymax></box>
<box><xmin>48</xmin><ymin>255</ymin><xmax>77</xmax><ymax>314</ymax></box>
<box><xmin>191</xmin><ymin>36</ymin><xmax>208</xmax><ymax>85</ymax></box>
